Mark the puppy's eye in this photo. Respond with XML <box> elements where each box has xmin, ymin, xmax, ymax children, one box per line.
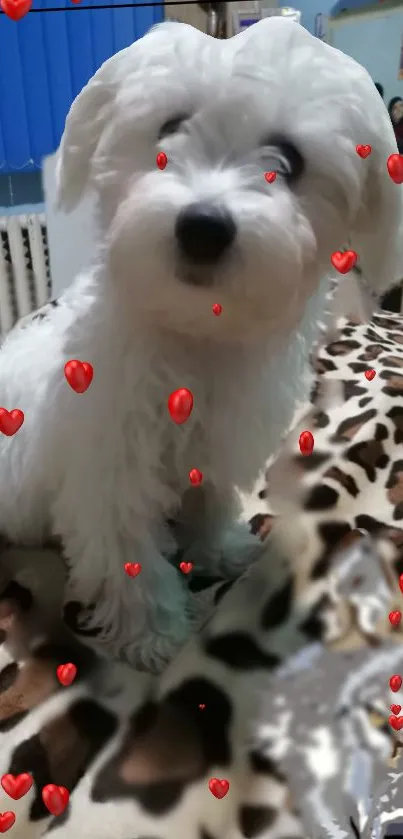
<box><xmin>158</xmin><ymin>116</ymin><xmax>188</xmax><ymax>140</ymax></box>
<box><xmin>262</xmin><ymin>137</ymin><xmax>304</xmax><ymax>182</ymax></box>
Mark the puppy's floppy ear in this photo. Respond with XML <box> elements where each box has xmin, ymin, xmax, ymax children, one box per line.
<box><xmin>56</xmin><ymin>51</ymin><xmax>123</xmax><ymax>212</ymax></box>
<box><xmin>349</xmin><ymin>81</ymin><xmax>403</xmax><ymax>316</ymax></box>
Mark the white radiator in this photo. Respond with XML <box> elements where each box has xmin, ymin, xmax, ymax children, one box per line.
<box><xmin>0</xmin><ymin>213</ymin><xmax>51</xmax><ymax>336</ymax></box>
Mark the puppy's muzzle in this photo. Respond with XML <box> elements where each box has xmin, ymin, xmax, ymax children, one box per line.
<box><xmin>175</xmin><ymin>202</ymin><xmax>236</xmax><ymax>281</ymax></box>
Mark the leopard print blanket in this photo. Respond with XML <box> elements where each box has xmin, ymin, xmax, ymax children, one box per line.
<box><xmin>0</xmin><ymin>310</ymin><xmax>403</xmax><ymax>839</ymax></box>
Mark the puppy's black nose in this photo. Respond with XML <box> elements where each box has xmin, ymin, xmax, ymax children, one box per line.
<box><xmin>175</xmin><ymin>202</ymin><xmax>236</xmax><ymax>264</ymax></box>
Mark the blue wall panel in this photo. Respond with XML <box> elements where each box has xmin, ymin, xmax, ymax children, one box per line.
<box><xmin>331</xmin><ymin>0</ymin><xmax>384</xmax><ymax>15</ymax></box>
<box><xmin>329</xmin><ymin>7</ymin><xmax>403</xmax><ymax>106</ymax></box>
<box><xmin>0</xmin><ymin>0</ymin><xmax>164</xmax><ymax>173</ymax></box>
<box><xmin>0</xmin><ymin>117</ymin><xmax>5</xmax><ymax>170</ymax></box>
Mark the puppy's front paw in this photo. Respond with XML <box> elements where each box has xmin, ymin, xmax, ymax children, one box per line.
<box><xmin>183</xmin><ymin>521</ymin><xmax>264</xmax><ymax>582</ymax></box>
<box><xmin>122</xmin><ymin>620</ymin><xmax>191</xmax><ymax>673</ymax></box>
<box><xmin>63</xmin><ymin>595</ymin><xmax>192</xmax><ymax>673</ymax></box>
<box><xmin>218</xmin><ymin>520</ymin><xmax>265</xmax><ymax>578</ymax></box>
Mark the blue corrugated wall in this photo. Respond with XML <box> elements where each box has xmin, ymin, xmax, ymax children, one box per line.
<box><xmin>0</xmin><ymin>0</ymin><xmax>164</xmax><ymax>174</ymax></box>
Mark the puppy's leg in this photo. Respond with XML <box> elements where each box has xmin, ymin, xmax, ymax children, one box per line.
<box><xmin>52</xmin><ymin>438</ymin><xmax>193</xmax><ymax>672</ymax></box>
<box><xmin>177</xmin><ymin>483</ymin><xmax>263</xmax><ymax>581</ymax></box>
<box><xmin>62</xmin><ymin>486</ymin><xmax>258</xmax><ymax>671</ymax></box>
<box><xmin>59</xmin><ymin>521</ymin><xmax>192</xmax><ymax>673</ymax></box>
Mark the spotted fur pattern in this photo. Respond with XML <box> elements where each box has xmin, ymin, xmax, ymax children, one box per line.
<box><xmin>0</xmin><ymin>310</ymin><xmax>403</xmax><ymax>839</ymax></box>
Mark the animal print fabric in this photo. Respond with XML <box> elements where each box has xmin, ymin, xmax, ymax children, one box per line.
<box><xmin>0</xmin><ymin>311</ymin><xmax>403</xmax><ymax>839</ymax></box>
<box><xmin>243</xmin><ymin>311</ymin><xmax>403</xmax><ymax>603</ymax></box>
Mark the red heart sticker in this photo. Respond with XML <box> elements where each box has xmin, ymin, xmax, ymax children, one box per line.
<box><xmin>331</xmin><ymin>250</ymin><xmax>357</xmax><ymax>274</ymax></box>
<box><xmin>390</xmin><ymin>674</ymin><xmax>402</xmax><ymax>692</ymax></box>
<box><xmin>0</xmin><ymin>408</ymin><xmax>24</xmax><ymax>437</ymax></box>
<box><xmin>212</xmin><ymin>303</ymin><xmax>222</xmax><ymax>316</ymax></box>
<box><xmin>41</xmin><ymin>785</ymin><xmax>69</xmax><ymax>817</ymax></box>
<box><xmin>168</xmin><ymin>388</ymin><xmax>193</xmax><ymax>425</ymax></box>
<box><xmin>299</xmin><ymin>430</ymin><xmax>314</xmax><ymax>456</ymax></box>
<box><xmin>208</xmin><ymin>778</ymin><xmax>229</xmax><ymax>799</ymax></box>
<box><xmin>0</xmin><ymin>813</ymin><xmax>15</xmax><ymax>833</ymax></box>
<box><xmin>264</xmin><ymin>171</ymin><xmax>276</xmax><ymax>184</ymax></box>
<box><xmin>156</xmin><ymin>152</ymin><xmax>167</xmax><ymax>170</ymax></box>
<box><xmin>189</xmin><ymin>468</ymin><xmax>203</xmax><ymax>486</ymax></box>
<box><xmin>389</xmin><ymin>714</ymin><xmax>403</xmax><ymax>731</ymax></box>
<box><xmin>365</xmin><ymin>369</ymin><xmax>376</xmax><ymax>381</ymax></box>
<box><xmin>56</xmin><ymin>663</ymin><xmax>77</xmax><ymax>687</ymax></box>
<box><xmin>1</xmin><ymin>773</ymin><xmax>33</xmax><ymax>800</ymax></box>
<box><xmin>356</xmin><ymin>144</ymin><xmax>371</xmax><ymax>159</ymax></box>
<box><xmin>64</xmin><ymin>360</ymin><xmax>93</xmax><ymax>394</ymax></box>
<box><xmin>199</xmin><ymin>703</ymin><xmax>206</xmax><ymax>710</ymax></box>
<box><xmin>124</xmin><ymin>562</ymin><xmax>142</xmax><ymax>578</ymax></box>
<box><xmin>387</xmin><ymin>153</ymin><xmax>403</xmax><ymax>185</ymax></box>
<box><xmin>0</xmin><ymin>0</ymin><xmax>31</xmax><ymax>19</ymax></box>
<box><xmin>179</xmin><ymin>561</ymin><xmax>193</xmax><ymax>575</ymax></box>
<box><xmin>389</xmin><ymin>610</ymin><xmax>402</xmax><ymax>627</ymax></box>
<box><xmin>391</xmin><ymin>704</ymin><xmax>402</xmax><ymax>715</ymax></box>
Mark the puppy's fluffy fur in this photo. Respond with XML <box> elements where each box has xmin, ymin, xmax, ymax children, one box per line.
<box><xmin>0</xmin><ymin>18</ymin><xmax>401</xmax><ymax>671</ymax></box>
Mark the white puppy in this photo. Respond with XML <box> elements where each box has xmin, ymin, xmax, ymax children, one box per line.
<box><xmin>0</xmin><ymin>18</ymin><xmax>401</xmax><ymax>672</ymax></box>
